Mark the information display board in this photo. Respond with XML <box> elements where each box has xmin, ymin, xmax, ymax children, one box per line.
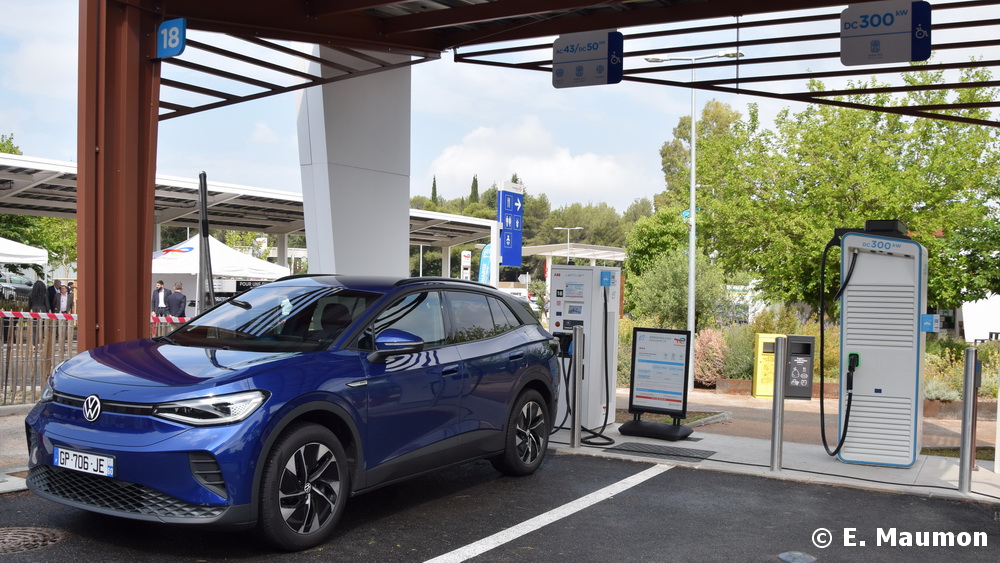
<box><xmin>497</xmin><ymin>181</ymin><xmax>524</xmax><ymax>267</ymax></box>
<box><xmin>840</xmin><ymin>1</ymin><xmax>931</xmax><ymax>66</ymax></box>
<box><xmin>627</xmin><ymin>327</ymin><xmax>691</xmax><ymax>419</ymax></box>
<box><xmin>552</xmin><ymin>30</ymin><xmax>624</xmax><ymax>89</ymax></box>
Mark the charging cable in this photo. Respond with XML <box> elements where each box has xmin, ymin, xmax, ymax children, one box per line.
<box><xmin>818</xmin><ymin>236</ymin><xmax>859</xmax><ymax>456</ymax></box>
<box><xmin>549</xmin><ymin>287</ymin><xmax>615</xmax><ymax>446</ymax></box>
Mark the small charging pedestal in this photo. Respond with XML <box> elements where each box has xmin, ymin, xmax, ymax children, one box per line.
<box><xmin>619</xmin><ymin>327</ymin><xmax>693</xmax><ymax>441</ymax></box>
<box><xmin>550</xmin><ymin>265</ymin><xmax>620</xmax><ymax>430</ymax></box>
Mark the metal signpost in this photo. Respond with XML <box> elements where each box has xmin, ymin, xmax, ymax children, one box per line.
<box><xmin>497</xmin><ymin>181</ymin><xmax>524</xmax><ymax>268</ymax></box>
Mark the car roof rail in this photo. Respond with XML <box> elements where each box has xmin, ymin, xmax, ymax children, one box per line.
<box><xmin>275</xmin><ymin>273</ymin><xmax>340</xmax><ymax>282</ymax></box>
<box><xmin>394</xmin><ymin>277</ymin><xmax>495</xmax><ymax>289</ymax></box>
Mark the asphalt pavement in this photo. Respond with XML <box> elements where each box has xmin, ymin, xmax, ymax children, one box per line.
<box><xmin>2</xmin><ymin>391</ymin><xmax>999</xmax><ymax>561</ymax></box>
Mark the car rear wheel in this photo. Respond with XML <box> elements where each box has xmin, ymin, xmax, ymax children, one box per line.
<box><xmin>490</xmin><ymin>389</ymin><xmax>549</xmax><ymax>476</ymax></box>
<box><xmin>259</xmin><ymin>422</ymin><xmax>350</xmax><ymax>551</ymax></box>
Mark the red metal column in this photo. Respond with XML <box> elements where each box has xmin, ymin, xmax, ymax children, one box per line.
<box><xmin>77</xmin><ymin>0</ymin><xmax>161</xmax><ymax>349</ymax></box>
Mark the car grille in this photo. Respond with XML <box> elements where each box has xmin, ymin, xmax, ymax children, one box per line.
<box><xmin>189</xmin><ymin>452</ymin><xmax>227</xmax><ymax>499</ymax></box>
<box><xmin>28</xmin><ymin>465</ymin><xmax>225</xmax><ymax>519</ymax></box>
<box><xmin>53</xmin><ymin>392</ymin><xmax>154</xmax><ymax>416</ymax></box>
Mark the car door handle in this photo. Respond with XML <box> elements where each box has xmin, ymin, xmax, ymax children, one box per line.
<box><xmin>441</xmin><ymin>366</ymin><xmax>460</xmax><ymax>376</ymax></box>
<box><xmin>508</xmin><ymin>352</ymin><xmax>525</xmax><ymax>361</ymax></box>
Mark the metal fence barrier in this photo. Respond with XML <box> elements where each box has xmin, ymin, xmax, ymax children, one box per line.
<box><xmin>0</xmin><ymin>312</ymin><xmax>186</xmax><ymax>405</ymax></box>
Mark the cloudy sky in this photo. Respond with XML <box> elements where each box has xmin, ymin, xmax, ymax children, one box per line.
<box><xmin>2</xmin><ymin>1</ymin><xmax>985</xmax><ymax>213</ymax></box>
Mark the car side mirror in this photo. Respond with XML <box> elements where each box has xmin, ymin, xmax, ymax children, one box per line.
<box><xmin>367</xmin><ymin>329</ymin><xmax>425</xmax><ymax>364</ymax></box>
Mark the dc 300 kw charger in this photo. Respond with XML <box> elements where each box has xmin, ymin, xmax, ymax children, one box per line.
<box><xmin>838</xmin><ymin>230</ymin><xmax>928</xmax><ymax>467</ymax></box>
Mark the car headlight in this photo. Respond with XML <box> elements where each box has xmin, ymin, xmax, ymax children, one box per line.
<box><xmin>38</xmin><ymin>361</ymin><xmax>67</xmax><ymax>404</ymax></box>
<box><xmin>152</xmin><ymin>390</ymin><xmax>268</xmax><ymax>426</ymax></box>
<box><xmin>39</xmin><ymin>377</ymin><xmax>54</xmax><ymax>403</ymax></box>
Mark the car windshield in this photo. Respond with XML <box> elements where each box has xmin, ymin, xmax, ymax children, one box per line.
<box><xmin>167</xmin><ymin>285</ymin><xmax>381</xmax><ymax>352</ymax></box>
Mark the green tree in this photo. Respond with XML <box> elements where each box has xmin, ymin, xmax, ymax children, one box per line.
<box><xmin>431</xmin><ymin>176</ymin><xmax>439</xmax><ymax>205</ymax></box>
<box><xmin>622</xmin><ymin>198</ymin><xmax>653</xmax><ymax>224</ymax></box>
<box><xmin>469</xmin><ymin>175</ymin><xmax>479</xmax><ymax>204</ymax></box>
<box><xmin>223</xmin><ymin>231</ymin><xmax>270</xmax><ymax>259</ymax></box>
<box><xmin>629</xmin><ymin>248</ymin><xmax>728</xmax><ymax>330</ymax></box>
<box><xmin>34</xmin><ymin>217</ymin><xmax>77</xmax><ymax>274</ymax></box>
<box><xmin>0</xmin><ymin>133</ymin><xmax>21</xmax><ymax>155</ymax></box>
<box><xmin>700</xmin><ymin>70</ymin><xmax>1000</xmax><ymax>310</ymax></box>
<box><xmin>623</xmin><ymin>203</ymin><xmax>688</xmax><ymax>282</ymax></box>
<box><xmin>0</xmin><ymin>133</ymin><xmax>47</xmax><ymax>276</ymax></box>
<box><xmin>642</xmin><ymin>70</ymin><xmax>1000</xmax><ymax>312</ymax></box>
<box><xmin>656</xmin><ymin>99</ymin><xmax>741</xmax><ymax>210</ymax></box>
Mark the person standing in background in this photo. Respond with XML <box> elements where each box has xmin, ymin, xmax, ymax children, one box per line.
<box><xmin>47</xmin><ymin>279</ymin><xmax>62</xmax><ymax>313</ymax></box>
<box><xmin>56</xmin><ymin>284</ymin><xmax>72</xmax><ymax>314</ymax></box>
<box><xmin>28</xmin><ymin>280</ymin><xmax>49</xmax><ymax>350</ymax></box>
<box><xmin>67</xmin><ymin>281</ymin><xmax>77</xmax><ymax>314</ymax></box>
<box><xmin>151</xmin><ymin>280</ymin><xmax>171</xmax><ymax>317</ymax></box>
<box><xmin>29</xmin><ymin>280</ymin><xmax>49</xmax><ymax>313</ymax></box>
<box><xmin>166</xmin><ymin>282</ymin><xmax>187</xmax><ymax>319</ymax></box>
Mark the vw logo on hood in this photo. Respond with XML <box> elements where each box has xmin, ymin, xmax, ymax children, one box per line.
<box><xmin>82</xmin><ymin>395</ymin><xmax>102</xmax><ymax>422</ymax></box>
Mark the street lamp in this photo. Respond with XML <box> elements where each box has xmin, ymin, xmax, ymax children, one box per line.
<box><xmin>644</xmin><ymin>49</ymin><xmax>743</xmax><ymax>389</ymax></box>
<box><xmin>553</xmin><ymin>226</ymin><xmax>583</xmax><ymax>263</ymax></box>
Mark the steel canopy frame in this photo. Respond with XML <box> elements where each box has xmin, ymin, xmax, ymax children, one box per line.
<box><xmin>454</xmin><ymin>0</ymin><xmax>1000</xmax><ymax>128</ymax></box>
<box><xmin>77</xmin><ymin>0</ymin><xmax>998</xmax><ymax>350</ymax></box>
<box><xmin>78</xmin><ymin>0</ymin><xmax>161</xmax><ymax>349</ymax></box>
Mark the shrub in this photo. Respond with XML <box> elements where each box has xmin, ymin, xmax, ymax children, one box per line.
<box><xmin>797</xmin><ymin>318</ymin><xmax>840</xmax><ymax>383</ymax></box>
<box><xmin>924</xmin><ymin>376</ymin><xmax>963</xmax><ymax>402</ymax></box>
<box><xmin>923</xmin><ymin>336</ymin><xmax>999</xmax><ymax>400</ymax></box>
<box><xmin>721</xmin><ymin>323</ymin><xmax>755</xmax><ymax>380</ymax></box>
<box><xmin>694</xmin><ymin>328</ymin><xmax>727</xmax><ymax>388</ymax></box>
<box><xmin>978</xmin><ymin>341</ymin><xmax>999</xmax><ymax>399</ymax></box>
<box><xmin>616</xmin><ymin>316</ymin><xmax>639</xmax><ymax>387</ymax></box>
<box><xmin>749</xmin><ymin>304</ymin><xmax>801</xmax><ymax>335</ymax></box>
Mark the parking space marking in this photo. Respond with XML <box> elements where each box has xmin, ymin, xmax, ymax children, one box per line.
<box><xmin>425</xmin><ymin>464</ymin><xmax>672</xmax><ymax>563</ymax></box>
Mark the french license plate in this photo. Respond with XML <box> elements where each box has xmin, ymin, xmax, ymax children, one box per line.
<box><xmin>54</xmin><ymin>447</ymin><xmax>115</xmax><ymax>478</ymax></box>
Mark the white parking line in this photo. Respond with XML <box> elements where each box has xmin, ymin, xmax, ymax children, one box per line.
<box><xmin>424</xmin><ymin>464</ymin><xmax>673</xmax><ymax>563</ymax></box>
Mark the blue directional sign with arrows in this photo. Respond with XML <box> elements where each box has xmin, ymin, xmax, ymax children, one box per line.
<box><xmin>498</xmin><ymin>183</ymin><xmax>524</xmax><ymax>267</ymax></box>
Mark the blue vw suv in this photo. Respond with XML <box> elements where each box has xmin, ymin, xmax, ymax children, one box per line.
<box><xmin>25</xmin><ymin>275</ymin><xmax>559</xmax><ymax>550</ymax></box>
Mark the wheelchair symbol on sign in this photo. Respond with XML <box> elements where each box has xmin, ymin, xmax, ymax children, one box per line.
<box><xmin>914</xmin><ymin>25</ymin><xmax>929</xmax><ymax>40</ymax></box>
<box><xmin>609</xmin><ymin>52</ymin><xmax>621</xmax><ymax>65</ymax></box>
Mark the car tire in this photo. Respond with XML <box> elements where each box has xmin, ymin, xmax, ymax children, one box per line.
<box><xmin>490</xmin><ymin>389</ymin><xmax>549</xmax><ymax>476</ymax></box>
<box><xmin>259</xmin><ymin>422</ymin><xmax>350</xmax><ymax>551</ymax></box>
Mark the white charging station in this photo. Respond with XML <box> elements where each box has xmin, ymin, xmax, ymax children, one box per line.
<box><xmin>549</xmin><ymin>265</ymin><xmax>620</xmax><ymax>429</ymax></box>
<box><xmin>838</xmin><ymin>232</ymin><xmax>928</xmax><ymax>467</ymax></box>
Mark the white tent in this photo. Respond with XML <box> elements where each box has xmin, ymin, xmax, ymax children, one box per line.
<box><xmin>0</xmin><ymin>236</ymin><xmax>48</xmax><ymax>265</ymax></box>
<box><xmin>152</xmin><ymin>234</ymin><xmax>290</xmax><ymax>278</ymax></box>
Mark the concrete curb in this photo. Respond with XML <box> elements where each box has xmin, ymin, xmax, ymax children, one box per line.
<box><xmin>686</xmin><ymin>411</ymin><xmax>732</xmax><ymax>428</ymax></box>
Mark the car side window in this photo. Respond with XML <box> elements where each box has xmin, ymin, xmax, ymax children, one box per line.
<box><xmin>447</xmin><ymin>291</ymin><xmax>521</xmax><ymax>343</ymax></box>
<box><xmin>488</xmin><ymin>297</ymin><xmax>522</xmax><ymax>333</ymax></box>
<box><xmin>363</xmin><ymin>291</ymin><xmax>446</xmax><ymax>350</ymax></box>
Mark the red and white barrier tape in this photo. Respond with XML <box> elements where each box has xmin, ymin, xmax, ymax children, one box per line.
<box><xmin>151</xmin><ymin>316</ymin><xmax>189</xmax><ymax>323</ymax></box>
<box><xmin>0</xmin><ymin>311</ymin><xmax>77</xmax><ymax>320</ymax></box>
<box><xmin>0</xmin><ymin>311</ymin><xmax>188</xmax><ymax>323</ymax></box>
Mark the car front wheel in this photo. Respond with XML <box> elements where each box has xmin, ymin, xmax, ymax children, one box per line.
<box><xmin>259</xmin><ymin>422</ymin><xmax>350</xmax><ymax>551</ymax></box>
<box><xmin>491</xmin><ymin>389</ymin><xmax>549</xmax><ymax>476</ymax></box>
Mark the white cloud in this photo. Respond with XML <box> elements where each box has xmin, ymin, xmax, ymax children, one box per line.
<box><xmin>0</xmin><ymin>1</ymin><xmax>78</xmax><ymax>159</ymax></box>
<box><xmin>421</xmin><ymin>115</ymin><xmax>660</xmax><ymax>212</ymax></box>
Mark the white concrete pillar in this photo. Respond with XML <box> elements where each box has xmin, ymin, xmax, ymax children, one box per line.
<box><xmin>442</xmin><ymin>245</ymin><xmax>452</xmax><ymax>278</ymax></box>
<box><xmin>276</xmin><ymin>233</ymin><xmax>288</xmax><ymax>273</ymax></box>
<box><xmin>297</xmin><ymin>46</ymin><xmax>411</xmax><ymax>276</ymax></box>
